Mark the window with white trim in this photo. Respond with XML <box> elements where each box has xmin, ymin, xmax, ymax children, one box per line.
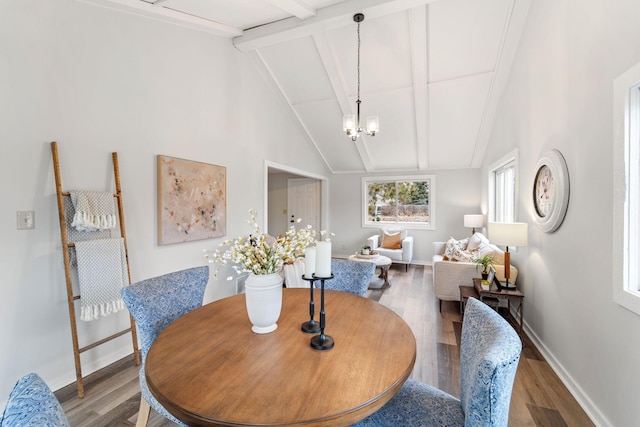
<box><xmin>613</xmin><ymin>62</ymin><xmax>640</xmax><ymax>316</ymax></box>
<box><xmin>488</xmin><ymin>149</ymin><xmax>519</xmax><ymax>223</ymax></box>
<box><xmin>362</xmin><ymin>176</ymin><xmax>435</xmax><ymax>230</ymax></box>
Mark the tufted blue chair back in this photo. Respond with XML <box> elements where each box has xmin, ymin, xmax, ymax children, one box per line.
<box><xmin>121</xmin><ymin>266</ymin><xmax>209</xmax><ymax>360</ymax></box>
<box><xmin>121</xmin><ymin>266</ymin><xmax>209</xmax><ymax>426</ymax></box>
<box><xmin>315</xmin><ymin>259</ymin><xmax>375</xmax><ymax>297</ymax></box>
<box><xmin>351</xmin><ymin>297</ymin><xmax>521</xmax><ymax>427</ymax></box>
<box><xmin>459</xmin><ymin>297</ymin><xmax>521</xmax><ymax>426</ymax></box>
<box><xmin>1</xmin><ymin>373</ymin><xmax>69</xmax><ymax>427</ymax></box>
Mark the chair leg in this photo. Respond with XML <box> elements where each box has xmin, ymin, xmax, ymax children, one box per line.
<box><xmin>135</xmin><ymin>396</ymin><xmax>151</xmax><ymax>427</ymax></box>
<box><xmin>405</xmin><ymin>263</ymin><xmax>408</xmax><ymax>272</ymax></box>
<box><xmin>439</xmin><ymin>299</ymin><xmax>442</xmax><ymax>312</ymax></box>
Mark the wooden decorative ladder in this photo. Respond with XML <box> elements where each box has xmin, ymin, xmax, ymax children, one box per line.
<box><xmin>51</xmin><ymin>141</ymin><xmax>140</xmax><ymax>398</ymax></box>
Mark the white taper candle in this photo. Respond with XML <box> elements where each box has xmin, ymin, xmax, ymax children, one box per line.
<box><xmin>315</xmin><ymin>241</ymin><xmax>332</xmax><ymax>278</ymax></box>
<box><xmin>304</xmin><ymin>246</ymin><xmax>316</xmax><ymax>279</ymax></box>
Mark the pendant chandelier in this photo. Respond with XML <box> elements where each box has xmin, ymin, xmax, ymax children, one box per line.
<box><xmin>343</xmin><ymin>13</ymin><xmax>379</xmax><ymax>141</ymax></box>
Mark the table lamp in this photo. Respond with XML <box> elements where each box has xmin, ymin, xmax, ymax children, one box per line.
<box><xmin>488</xmin><ymin>222</ymin><xmax>528</xmax><ymax>289</ymax></box>
<box><xmin>464</xmin><ymin>214</ymin><xmax>484</xmax><ymax>234</ymax></box>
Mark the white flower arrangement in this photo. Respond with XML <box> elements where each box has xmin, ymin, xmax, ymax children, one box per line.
<box><xmin>205</xmin><ymin>209</ymin><xmax>317</xmax><ymax>275</ymax></box>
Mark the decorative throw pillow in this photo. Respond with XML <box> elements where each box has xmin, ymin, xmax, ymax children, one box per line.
<box><xmin>380</xmin><ymin>232</ymin><xmax>402</xmax><ymax>249</ymax></box>
<box><xmin>378</xmin><ymin>229</ymin><xmax>407</xmax><ymax>243</ymax></box>
<box><xmin>476</xmin><ymin>241</ymin><xmax>505</xmax><ymax>265</ymax></box>
<box><xmin>0</xmin><ymin>373</ymin><xmax>70</xmax><ymax>427</ymax></box>
<box><xmin>444</xmin><ymin>237</ymin><xmax>458</xmax><ymax>258</ymax></box>
<box><xmin>452</xmin><ymin>246</ymin><xmax>475</xmax><ymax>262</ymax></box>
<box><xmin>467</xmin><ymin>232</ymin><xmax>489</xmax><ymax>250</ymax></box>
<box><xmin>457</xmin><ymin>237</ymin><xmax>469</xmax><ymax>251</ymax></box>
<box><xmin>444</xmin><ymin>237</ymin><xmax>471</xmax><ymax>261</ymax></box>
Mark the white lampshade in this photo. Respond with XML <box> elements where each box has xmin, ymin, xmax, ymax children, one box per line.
<box><xmin>464</xmin><ymin>214</ymin><xmax>484</xmax><ymax>228</ymax></box>
<box><xmin>366</xmin><ymin>116</ymin><xmax>379</xmax><ymax>134</ymax></box>
<box><xmin>343</xmin><ymin>114</ymin><xmax>356</xmax><ymax>134</ymax></box>
<box><xmin>489</xmin><ymin>222</ymin><xmax>528</xmax><ymax>247</ymax></box>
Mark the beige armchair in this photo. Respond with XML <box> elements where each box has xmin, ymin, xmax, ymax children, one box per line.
<box><xmin>367</xmin><ymin>229</ymin><xmax>413</xmax><ymax>271</ymax></box>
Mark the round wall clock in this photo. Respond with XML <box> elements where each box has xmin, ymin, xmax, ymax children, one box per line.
<box><xmin>532</xmin><ymin>149</ymin><xmax>570</xmax><ymax>232</ymax></box>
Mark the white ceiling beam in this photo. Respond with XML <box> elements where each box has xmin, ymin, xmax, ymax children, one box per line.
<box><xmin>408</xmin><ymin>6</ymin><xmax>429</xmax><ymax>171</ymax></box>
<box><xmin>471</xmin><ymin>0</ymin><xmax>531</xmax><ymax>168</ymax></box>
<box><xmin>234</xmin><ymin>0</ymin><xmax>440</xmax><ymax>52</ymax></box>
<box><xmin>267</xmin><ymin>0</ymin><xmax>316</xmax><ymax>20</ymax></box>
<box><xmin>78</xmin><ymin>0</ymin><xmax>242</xmax><ymax>37</ymax></box>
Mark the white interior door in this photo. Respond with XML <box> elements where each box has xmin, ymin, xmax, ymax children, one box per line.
<box><xmin>287</xmin><ymin>178</ymin><xmax>320</xmax><ymax>231</ymax></box>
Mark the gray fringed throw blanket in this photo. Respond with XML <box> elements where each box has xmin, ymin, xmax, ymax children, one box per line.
<box><xmin>75</xmin><ymin>238</ymin><xmax>128</xmax><ymax>321</ymax></box>
<box><xmin>69</xmin><ymin>190</ymin><xmax>117</xmax><ymax>231</ymax></box>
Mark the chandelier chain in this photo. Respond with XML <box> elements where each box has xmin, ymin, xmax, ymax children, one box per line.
<box><xmin>357</xmin><ymin>21</ymin><xmax>361</xmax><ymax>102</ymax></box>
<box><xmin>343</xmin><ymin>12</ymin><xmax>378</xmax><ymax>141</ymax></box>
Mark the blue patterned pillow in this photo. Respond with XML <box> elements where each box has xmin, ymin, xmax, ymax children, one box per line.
<box><xmin>0</xmin><ymin>373</ymin><xmax>70</xmax><ymax>427</ymax></box>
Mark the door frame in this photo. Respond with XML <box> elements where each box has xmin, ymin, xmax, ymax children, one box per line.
<box><xmin>264</xmin><ymin>160</ymin><xmax>329</xmax><ymax>236</ymax></box>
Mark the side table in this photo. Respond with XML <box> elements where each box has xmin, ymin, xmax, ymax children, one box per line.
<box><xmin>348</xmin><ymin>253</ymin><xmax>392</xmax><ymax>289</ymax></box>
<box><xmin>458</xmin><ymin>285</ymin><xmax>478</xmax><ymax>316</ymax></box>
<box><xmin>472</xmin><ymin>278</ymin><xmax>524</xmax><ymax>333</ymax></box>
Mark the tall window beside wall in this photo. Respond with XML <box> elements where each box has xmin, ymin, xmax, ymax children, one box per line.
<box><xmin>362</xmin><ymin>176</ymin><xmax>435</xmax><ymax>230</ymax></box>
<box><xmin>613</xmin><ymin>62</ymin><xmax>640</xmax><ymax>315</ymax></box>
<box><xmin>489</xmin><ymin>149</ymin><xmax>519</xmax><ymax>223</ymax></box>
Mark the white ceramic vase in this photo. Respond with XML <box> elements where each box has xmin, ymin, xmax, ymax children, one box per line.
<box><xmin>244</xmin><ymin>272</ymin><xmax>283</xmax><ymax>334</ymax></box>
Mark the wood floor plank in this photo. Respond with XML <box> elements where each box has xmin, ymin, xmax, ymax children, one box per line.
<box><xmin>527</xmin><ymin>359</ymin><xmax>595</xmax><ymax>427</ymax></box>
<box><xmin>55</xmin><ymin>265</ymin><xmax>594</xmax><ymax>426</ymax></box>
<box><xmin>527</xmin><ymin>404</ymin><xmax>569</xmax><ymax>427</ymax></box>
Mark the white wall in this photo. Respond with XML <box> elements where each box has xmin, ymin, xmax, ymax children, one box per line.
<box><xmin>329</xmin><ymin>169</ymin><xmax>482</xmax><ymax>262</ymax></box>
<box><xmin>483</xmin><ymin>0</ymin><xmax>640</xmax><ymax>425</ymax></box>
<box><xmin>0</xmin><ymin>0</ymin><xmax>329</xmax><ymax>400</ymax></box>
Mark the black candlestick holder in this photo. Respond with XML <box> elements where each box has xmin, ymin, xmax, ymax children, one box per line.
<box><xmin>301</xmin><ymin>275</ymin><xmax>321</xmax><ymax>333</ymax></box>
<box><xmin>309</xmin><ymin>273</ymin><xmax>334</xmax><ymax>351</ymax></box>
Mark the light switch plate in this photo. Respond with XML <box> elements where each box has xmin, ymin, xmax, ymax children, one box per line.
<box><xmin>17</xmin><ymin>211</ymin><xmax>35</xmax><ymax>230</ymax></box>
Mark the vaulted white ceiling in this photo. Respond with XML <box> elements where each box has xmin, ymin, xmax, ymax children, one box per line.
<box><xmin>82</xmin><ymin>0</ymin><xmax>531</xmax><ymax>173</ymax></box>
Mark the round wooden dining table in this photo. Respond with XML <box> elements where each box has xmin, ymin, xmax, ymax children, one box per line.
<box><xmin>145</xmin><ymin>288</ymin><xmax>417</xmax><ymax>427</ymax></box>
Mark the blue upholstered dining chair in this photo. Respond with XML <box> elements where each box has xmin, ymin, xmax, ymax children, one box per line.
<box><xmin>352</xmin><ymin>297</ymin><xmax>522</xmax><ymax>427</ymax></box>
<box><xmin>121</xmin><ymin>266</ymin><xmax>209</xmax><ymax>427</ymax></box>
<box><xmin>0</xmin><ymin>373</ymin><xmax>70</xmax><ymax>427</ymax></box>
<box><xmin>314</xmin><ymin>258</ymin><xmax>375</xmax><ymax>297</ymax></box>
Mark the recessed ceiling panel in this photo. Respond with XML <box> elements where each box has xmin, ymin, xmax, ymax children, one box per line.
<box><xmin>259</xmin><ymin>36</ymin><xmax>335</xmax><ymax>105</ymax></box>
<box><xmin>160</xmin><ymin>0</ymin><xmax>289</xmax><ymax>29</ymax></box>
<box><xmin>428</xmin><ymin>0</ymin><xmax>511</xmax><ymax>82</ymax></box>
<box><xmin>327</xmin><ymin>11</ymin><xmax>413</xmax><ymax>97</ymax></box>
<box><xmin>361</xmin><ymin>88</ymin><xmax>418</xmax><ymax>170</ymax></box>
<box><xmin>428</xmin><ymin>72</ymin><xmax>493</xmax><ymax>169</ymax></box>
<box><xmin>295</xmin><ymin>99</ymin><xmax>366</xmax><ymax>172</ymax></box>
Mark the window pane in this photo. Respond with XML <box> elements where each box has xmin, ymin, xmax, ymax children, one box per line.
<box><xmin>364</xmin><ymin>177</ymin><xmax>433</xmax><ymax>226</ymax></box>
<box><xmin>493</xmin><ymin>161</ymin><xmax>515</xmax><ymax>222</ymax></box>
<box><xmin>366</xmin><ymin>181</ymin><xmax>396</xmax><ymax>223</ymax></box>
<box><xmin>397</xmin><ymin>181</ymin><xmax>430</xmax><ymax>224</ymax></box>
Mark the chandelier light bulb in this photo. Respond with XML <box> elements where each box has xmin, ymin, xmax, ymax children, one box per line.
<box><xmin>366</xmin><ymin>116</ymin><xmax>379</xmax><ymax>135</ymax></box>
<box><xmin>343</xmin><ymin>114</ymin><xmax>356</xmax><ymax>135</ymax></box>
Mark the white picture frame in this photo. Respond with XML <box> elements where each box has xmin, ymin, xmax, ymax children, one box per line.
<box><xmin>487</xmin><ymin>266</ymin><xmax>496</xmax><ymax>285</ymax></box>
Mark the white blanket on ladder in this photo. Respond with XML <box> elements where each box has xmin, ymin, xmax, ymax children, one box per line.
<box><xmin>69</xmin><ymin>190</ymin><xmax>117</xmax><ymax>231</ymax></box>
<box><xmin>75</xmin><ymin>237</ymin><xmax>129</xmax><ymax>321</ymax></box>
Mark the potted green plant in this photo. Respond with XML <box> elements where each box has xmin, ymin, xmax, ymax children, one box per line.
<box><xmin>474</xmin><ymin>254</ymin><xmax>496</xmax><ymax>280</ymax></box>
<box><xmin>362</xmin><ymin>245</ymin><xmax>371</xmax><ymax>255</ymax></box>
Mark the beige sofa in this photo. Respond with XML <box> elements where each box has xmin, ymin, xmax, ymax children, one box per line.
<box><xmin>432</xmin><ymin>233</ymin><xmax>518</xmax><ymax>311</ymax></box>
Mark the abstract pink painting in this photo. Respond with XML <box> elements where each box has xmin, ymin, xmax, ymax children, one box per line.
<box><xmin>157</xmin><ymin>155</ymin><xmax>226</xmax><ymax>245</ymax></box>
